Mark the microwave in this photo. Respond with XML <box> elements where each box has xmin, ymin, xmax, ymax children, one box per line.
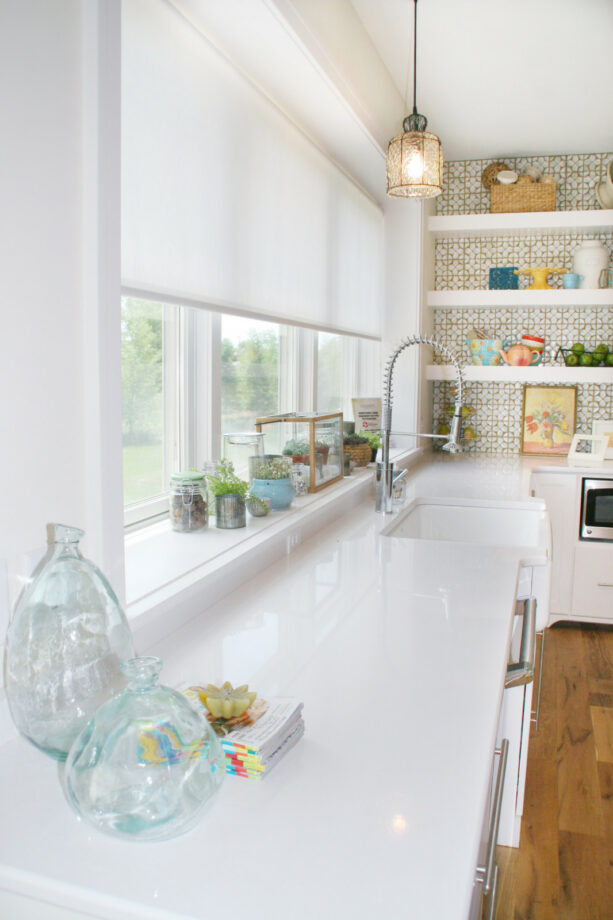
<box><xmin>580</xmin><ymin>478</ymin><xmax>613</xmax><ymax>541</ymax></box>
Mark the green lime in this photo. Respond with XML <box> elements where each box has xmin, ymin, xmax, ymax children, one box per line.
<box><xmin>594</xmin><ymin>344</ymin><xmax>609</xmax><ymax>356</ymax></box>
<box><xmin>571</xmin><ymin>343</ymin><xmax>585</xmax><ymax>356</ymax></box>
<box><xmin>593</xmin><ymin>356</ymin><xmax>602</xmax><ymax>366</ymax></box>
<box><xmin>579</xmin><ymin>353</ymin><xmax>593</xmax><ymax>366</ymax></box>
<box><xmin>606</xmin><ymin>354</ymin><xmax>613</xmax><ymax>367</ymax></box>
<box><xmin>565</xmin><ymin>353</ymin><xmax>578</xmax><ymax>366</ymax></box>
<box><xmin>438</xmin><ymin>423</ymin><xmax>451</xmax><ymax>435</ymax></box>
<box><xmin>461</xmin><ymin>406</ymin><xmax>471</xmax><ymax>419</ymax></box>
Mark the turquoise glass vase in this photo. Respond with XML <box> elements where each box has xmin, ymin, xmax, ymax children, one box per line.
<box><xmin>250</xmin><ymin>477</ymin><xmax>295</xmax><ymax>510</ymax></box>
<box><xmin>4</xmin><ymin>523</ymin><xmax>135</xmax><ymax>761</ymax></box>
<box><xmin>64</xmin><ymin>657</ymin><xmax>224</xmax><ymax>841</ymax></box>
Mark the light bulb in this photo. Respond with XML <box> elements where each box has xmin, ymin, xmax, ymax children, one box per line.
<box><xmin>404</xmin><ymin>149</ymin><xmax>424</xmax><ymax>181</ymax></box>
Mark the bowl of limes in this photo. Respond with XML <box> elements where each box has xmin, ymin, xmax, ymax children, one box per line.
<box><xmin>556</xmin><ymin>343</ymin><xmax>613</xmax><ymax>367</ymax></box>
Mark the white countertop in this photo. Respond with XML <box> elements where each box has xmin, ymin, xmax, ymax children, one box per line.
<box><xmin>0</xmin><ymin>455</ymin><xmax>550</xmax><ymax>920</ymax></box>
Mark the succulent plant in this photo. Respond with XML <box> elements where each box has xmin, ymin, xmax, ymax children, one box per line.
<box><xmin>343</xmin><ymin>433</ymin><xmax>370</xmax><ymax>446</ymax></box>
<box><xmin>197</xmin><ymin>682</ymin><xmax>257</xmax><ymax>719</ymax></box>
<box><xmin>282</xmin><ymin>438</ymin><xmax>310</xmax><ymax>456</ymax></box>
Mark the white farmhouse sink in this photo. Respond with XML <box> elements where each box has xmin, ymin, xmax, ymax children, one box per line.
<box><xmin>382</xmin><ymin>498</ymin><xmax>550</xmax><ymax>550</ymax></box>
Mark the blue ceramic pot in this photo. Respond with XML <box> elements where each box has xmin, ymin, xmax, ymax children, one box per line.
<box><xmin>250</xmin><ymin>477</ymin><xmax>295</xmax><ymax>510</ymax></box>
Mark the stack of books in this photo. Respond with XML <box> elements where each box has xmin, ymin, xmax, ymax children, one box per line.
<box><xmin>183</xmin><ymin>690</ymin><xmax>304</xmax><ymax>781</ymax></box>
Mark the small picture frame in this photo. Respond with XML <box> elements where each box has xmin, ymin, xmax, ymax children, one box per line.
<box><xmin>567</xmin><ymin>434</ymin><xmax>608</xmax><ymax>467</ymax></box>
<box><xmin>520</xmin><ymin>385</ymin><xmax>577</xmax><ymax>456</ymax></box>
<box><xmin>592</xmin><ymin>420</ymin><xmax>613</xmax><ymax>459</ymax></box>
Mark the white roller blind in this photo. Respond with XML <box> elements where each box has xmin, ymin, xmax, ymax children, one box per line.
<box><xmin>122</xmin><ymin>0</ymin><xmax>383</xmax><ymax>338</ymax></box>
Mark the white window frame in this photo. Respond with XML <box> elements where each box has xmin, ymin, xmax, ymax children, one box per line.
<box><xmin>121</xmin><ymin>291</ymin><xmax>380</xmax><ymax>528</ymax></box>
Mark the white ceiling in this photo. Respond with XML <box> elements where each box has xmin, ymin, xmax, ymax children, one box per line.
<box><xmin>352</xmin><ymin>0</ymin><xmax>613</xmax><ymax>161</ymax></box>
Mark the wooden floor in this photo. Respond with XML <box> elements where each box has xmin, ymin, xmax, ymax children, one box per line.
<box><xmin>496</xmin><ymin>622</ymin><xmax>613</xmax><ymax>919</ymax></box>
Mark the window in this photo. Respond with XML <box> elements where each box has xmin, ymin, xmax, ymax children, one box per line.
<box><xmin>221</xmin><ymin>316</ymin><xmax>281</xmax><ymax>434</ymax></box>
<box><xmin>121</xmin><ymin>294</ymin><xmax>380</xmax><ymax>526</ymax></box>
<box><xmin>121</xmin><ymin>297</ymin><xmax>180</xmax><ymax>522</ymax></box>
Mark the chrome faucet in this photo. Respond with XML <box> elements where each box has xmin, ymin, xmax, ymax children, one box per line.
<box><xmin>376</xmin><ymin>334</ymin><xmax>464</xmax><ymax>513</ymax></box>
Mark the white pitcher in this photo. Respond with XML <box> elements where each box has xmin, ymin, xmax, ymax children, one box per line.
<box><xmin>572</xmin><ymin>240</ymin><xmax>609</xmax><ymax>289</ymax></box>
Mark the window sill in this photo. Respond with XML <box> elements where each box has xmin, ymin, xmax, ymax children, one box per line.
<box><xmin>125</xmin><ymin>447</ymin><xmax>425</xmax><ymax>649</ymax></box>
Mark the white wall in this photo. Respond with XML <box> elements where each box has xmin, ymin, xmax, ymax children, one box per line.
<box><xmin>0</xmin><ymin>0</ymin><xmax>85</xmax><ymax>606</ymax></box>
<box><xmin>0</xmin><ymin>1</ymin><xmax>123</xmax><ymax>632</ymax></box>
<box><xmin>382</xmin><ymin>198</ymin><xmax>424</xmax><ymax>446</ymax></box>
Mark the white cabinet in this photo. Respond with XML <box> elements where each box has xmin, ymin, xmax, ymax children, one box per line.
<box><xmin>572</xmin><ymin>542</ymin><xmax>613</xmax><ymax>620</ymax></box>
<box><xmin>532</xmin><ymin>469</ymin><xmax>613</xmax><ymax>625</ymax></box>
<box><xmin>531</xmin><ymin>472</ymin><xmax>579</xmax><ymax>618</ymax></box>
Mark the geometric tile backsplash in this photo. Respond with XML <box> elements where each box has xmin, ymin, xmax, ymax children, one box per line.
<box><xmin>432</xmin><ymin>151</ymin><xmax>613</xmax><ymax>454</ymax></box>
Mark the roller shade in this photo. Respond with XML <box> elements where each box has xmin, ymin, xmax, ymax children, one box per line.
<box><xmin>122</xmin><ymin>0</ymin><xmax>383</xmax><ymax>338</ymax></box>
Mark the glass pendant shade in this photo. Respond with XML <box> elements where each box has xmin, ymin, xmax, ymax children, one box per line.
<box><xmin>386</xmin><ymin>129</ymin><xmax>443</xmax><ymax>198</ymax></box>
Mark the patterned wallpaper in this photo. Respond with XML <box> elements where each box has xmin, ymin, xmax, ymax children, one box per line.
<box><xmin>431</xmin><ymin>151</ymin><xmax>613</xmax><ymax>454</ymax></box>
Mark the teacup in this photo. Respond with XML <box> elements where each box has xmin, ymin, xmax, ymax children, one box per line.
<box><xmin>562</xmin><ymin>272</ymin><xmax>583</xmax><ymax>289</ymax></box>
<box><xmin>467</xmin><ymin>337</ymin><xmax>508</xmax><ymax>366</ymax></box>
<box><xmin>521</xmin><ymin>334</ymin><xmax>545</xmax><ymax>365</ymax></box>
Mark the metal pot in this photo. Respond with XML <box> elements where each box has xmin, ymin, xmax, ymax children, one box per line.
<box><xmin>215</xmin><ymin>494</ymin><xmax>246</xmax><ymax>529</ymax></box>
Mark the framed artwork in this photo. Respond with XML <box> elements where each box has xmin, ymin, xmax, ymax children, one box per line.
<box><xmin>521</xmin><ymin>385</ymin><xmax>577</xmax><ymax>456</ymax></box>
<box><xmin>592</xmin><ymin>420</ymin><xmax>613</xmax><ymax>459</ymax></box>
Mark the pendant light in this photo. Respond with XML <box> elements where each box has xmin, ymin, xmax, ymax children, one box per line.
<box><xmin>386</xmin><ymin>0</ymin><xmax>443</xmax><ymax>198</ymax></box>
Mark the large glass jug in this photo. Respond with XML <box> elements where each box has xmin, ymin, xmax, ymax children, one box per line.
<box><xmin>4</xmin><ymin>523</ymin><xmax>135</xmax><ymax>760</ymax></box>
<box><xmin>64</xmin><ymin>657</ymin><xmax>224</xmax><ymax>841</ymax></box>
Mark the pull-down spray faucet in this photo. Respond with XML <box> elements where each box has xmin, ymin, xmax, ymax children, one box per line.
<box><xmin>376</xmin><ymin>334</ymin><xmax>464</xmax><ymax>513</ymax></box>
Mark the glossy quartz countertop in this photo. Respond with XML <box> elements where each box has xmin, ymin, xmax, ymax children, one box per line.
<box><xmin>0</xmin><ymin>470</ymin><xmax>542</xmax><ymax>920</ymax></box>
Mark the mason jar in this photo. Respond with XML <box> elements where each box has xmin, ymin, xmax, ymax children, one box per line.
<box><xmin>169</xmin><ymin>472</ymin><xmax>208</xmax><ymax>532</ymax></box>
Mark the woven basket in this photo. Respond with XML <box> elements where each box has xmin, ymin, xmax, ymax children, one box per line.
<box><xmin>344</xmin><ymin>442</ymin><xmax>372</xmax><ymax>467</ymax></box>
<box><xmin>490</xmin><ymin>181</ymin><xmax>556</xmax><ymax>213</ymax></box>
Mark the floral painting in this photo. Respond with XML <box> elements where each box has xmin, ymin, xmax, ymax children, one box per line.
<box><xmin>521</xmin><ymin>386</ymin><xmax>577</xmax><ymax>455</ymax></box>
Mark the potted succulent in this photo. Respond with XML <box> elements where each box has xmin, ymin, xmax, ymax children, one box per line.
<box><xmin>282</xmin><ymin>438</ymin><xmax>311</xmax><ymax>465</ymax></box>
<box><xmin>343</xmin><ymin>433</ymin><xmax>372</xmax><ymax>467</ymax></box>
<box><xmin>207</xmin><ymin>459</ymin><xmax>249</xmax><ymax>529</ymax></box>
<box><xmin>282</xmin><ymin>438</ymin><xmax>330</xmax><ymax>465</ymax></box>
<box><xmin>246</xmin><ymin>493</ymin><xmax>272</xmax><ymax>518</ymax></box>
<box><xmin>250</xmin><ymin>456</ymin><xmax>295</xmax><ymax>510</ymax></box>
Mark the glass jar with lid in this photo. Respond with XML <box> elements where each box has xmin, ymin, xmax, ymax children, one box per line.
<box><xmin>169</xmin><ymin>472</ymin><xmax>208</xmax><ymax>532</ymax></box>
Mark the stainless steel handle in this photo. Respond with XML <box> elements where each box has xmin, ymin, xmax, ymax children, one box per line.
<box><xmin>597</xmin><ymin>582</ymin><xmax>613</xmax><ymax>587</ymax></box>
<box><xmin>505</xmin><ymin>597</ymin><xmax>537</xmax><ymax>688</ymax></box>
<box><xmin>484</xmin><ymin>864</ymin><xmax>499</xmax><ymax>920</ymax></box>
<box><xmin>475</xmin><ymin>738</ymin><xmax>509</xmax><ymax>894</ymax></box>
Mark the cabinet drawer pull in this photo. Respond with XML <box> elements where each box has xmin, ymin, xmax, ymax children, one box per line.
<box><xmin>505</xmin><ymin>597</ymin><xmax>537</xmax><ymax>688</ymax></box>
<box><xmin>597</xmin><ymin>582</ymin><xmax>613</xmax><ymax>587</ymax></box>
<box><xmin>475</xmin><ymin>738</ymin><xmax>509</xmax><ymax>895</ymax></box>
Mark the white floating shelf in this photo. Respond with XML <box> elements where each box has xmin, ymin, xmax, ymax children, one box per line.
<box><xmin>427</xmin><ymin>289</ymin><xmax>613</xmax><ymax>309</ymax></box>
<box><xmin>428</xmin><ymin>209</ymin><xmax>613</xmax><ymax>239</ymax></box>
<box><xmin>426</xmin><ymin>365</ymin><xmax>613</xmax><ymax>384</ymax></box>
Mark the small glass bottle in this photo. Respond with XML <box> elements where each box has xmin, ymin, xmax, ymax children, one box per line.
<box><xmin>64</xmin><ymin>657</ymin><xmax>224</xmax><ymax>841</ymax></box>
<box><xmin>4</xmin><ymin>523</ymin><xmax>135</xmax><ymax>760</ymax></box>
<box><xmin>169</xmin><ymin>472</ymin><xmax>208</xmax><ymax>532</ymax></box>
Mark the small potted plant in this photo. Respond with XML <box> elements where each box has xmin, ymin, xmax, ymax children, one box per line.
<box><xmin>343</xmin><ymin>433</ymin><xmax>372</xmax><ymax>467</ymax></box>
<box><xmin>250</xmin><ymin>456</ymin><xmax>295</xmax><ymax>510</ymax></box>
<box><xmin>246</xmin><ymin>493</ymin><xmax>271</xmax><ymax>518</ymax></box>
<box><xmin>361</xmin><ymin>430</ymin><xmax>382</xmax><ymax>463</ymax></box>
<box><xmin>282</xmin><ymin>438</ymin><xmax>311</xmax><ymax>464</ymax></box>
<box><xmin>207</xmin><ymin>459</ymin><xmax>249</xmax><ymax>529</ymax></box>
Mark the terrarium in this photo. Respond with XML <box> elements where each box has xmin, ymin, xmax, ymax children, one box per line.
<box><xmin>255</xmin><ymin>413</ymin><xmax>343</xmax><ymax>492</ymax></box>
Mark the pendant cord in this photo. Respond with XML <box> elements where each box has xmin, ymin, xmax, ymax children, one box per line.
<box><xmin>412</xmin><ymin>0</ymin><xmax>418</xmax><ymax>115</ymax></box>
